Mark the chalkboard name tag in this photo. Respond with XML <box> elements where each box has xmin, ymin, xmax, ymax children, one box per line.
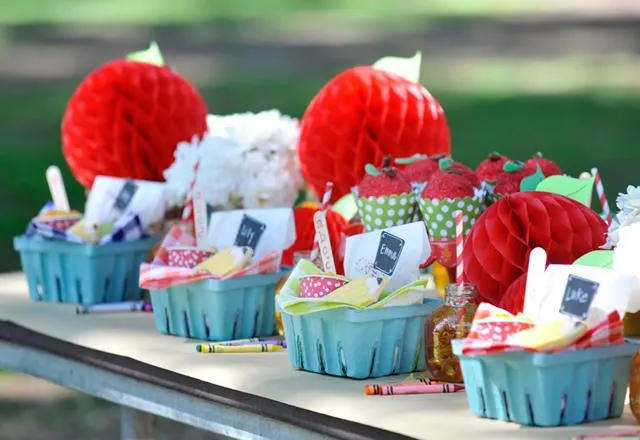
<box><xmin>373</xmin><ymin>231</ymin><xmax>405</xmax><ymax>277</ymax></box>
<box><xmin>233</xmin><ymin>214</ymin><xmax>266</xmax><ymax>251</ymax></box>
<box><xmin>113</xmin><ymin>180</ymin><xmax>138</xmax><ymax>213</ymax></box>
<box><xmin>559</xmin><ymin>274</ymin><xmax>599</xmax><ymax>321</ymax></box>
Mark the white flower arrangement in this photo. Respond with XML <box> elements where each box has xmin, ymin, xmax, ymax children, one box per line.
<box><xmin>606</xmin><ymin>185</ymin><xmax>640</xmax><ymax>247</ymax></box>
<box><xmin>163</xmin><ymin>110</ymin><xmax>303</xmax><ymax>211</ymax></box>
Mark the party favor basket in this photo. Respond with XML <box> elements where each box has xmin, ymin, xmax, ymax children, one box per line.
<box><xmin>149</xmin><ymin>271</ymin><xmax>287</xmax><ymax>341</ymax></box>
<box><xmin>14</xmin><ymin>235</ymin><xmax>157</xmax><ymax>305</ymax></box>
<box><xmin>452</xmin><ymin>340</ymin><xmax>638</xmax><ymax>427</ymax></box>
<box><xmin>281</xmin><ymin>299</ymin><xmax>442</xmax><ymax>379</ymax></box>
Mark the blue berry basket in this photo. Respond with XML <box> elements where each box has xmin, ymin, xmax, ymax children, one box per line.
<box><xmin>281</xmin><ymin>298</ymin><xmax>442</xmax><ymax>379</ymax></box>
<box><xmin>149</xmin><ymin>271</ymin><xmax>288</xmax><ymax>341</ymax></box>
<box><xmin>13</xmin><ymin>235</ymin><xmax>158</xmax><ymax>305</ymax></box>
<box><xmin>452</xmin><ymin>340</ymin><xmax>638</xmax><ymax>426</ymax></box>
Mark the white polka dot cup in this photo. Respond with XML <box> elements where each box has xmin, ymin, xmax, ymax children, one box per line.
<box><xmin>299</xmin><ymin>275</ymin><xmax>349</xmax><ymax>298</ymax></box>
<box><xmin>356</xmin><ymin>192</ymin><xmax>417</xmax><ymax>232</ymax></box>
<box><xmin>167</xmin><ymin>246</ymin><xmax>215</xmax><ymax>269</ymax></box>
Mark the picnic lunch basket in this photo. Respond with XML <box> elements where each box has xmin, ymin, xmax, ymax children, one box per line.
<box><xmin>149</xmin><ymin>271</ymin><xmax>288</xmax><ymax>341</ymax></box>
<box><xmin>14</xmin><ymin>235</ymin><xmax>158</xmax><ymax>305</ymax></box>
<box><xmin>452</xmin><ymin>340</ymin><xmax>638</xmax><ymax>427</ymax></box>
<box><xmin>281</xmin><ymin>298</ymin><xmax>442</xmax><ymax>379</ymax></box>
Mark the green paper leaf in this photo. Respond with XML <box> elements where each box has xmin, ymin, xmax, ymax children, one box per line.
<box><xmin>395</xmin><ymin>154</ymin><xmax>428</xmax><ymax>165</ymax></box>
<box><xmin>372</xmin><ymin>51</ymin><xmax>422</xmax><ymax>83</ymax></box>
<box><xmin>438</xmin><ymin>157</ymin><xmax>454</xmax><ymax>170</ymax></box>
<box><xmin>520</xmin><ymin>166</ymin><xmax>545</xmax><ymax>192</ymax></box>
<box><xmin>364</xmin><ymin>164</ymin><xmax>380</xmax><ymax>176</ymax></box>
<box><xmin>126</xmin><ymin>41</ymin><xmax>165</xmax><ymax>67</ymax></box>
<box><xmin>536</xmin><ymin>174</ymin><xmax>595</xmax><ymax>206</ymax></box>
<box><xmin>573</xmin><ymin>250</ymin><xmax>614</xmax><ymax>268</ymax></box>
<box><xmin>332</xmin><ymin>193</ymin><xmax>358</xmax><ymax>221</ymax></box>
<box><xmin>503</xmin><ymin>161</ymin><xmax>524</xmax><ymax>172</ymax></box>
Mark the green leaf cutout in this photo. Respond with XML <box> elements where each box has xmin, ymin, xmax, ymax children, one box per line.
<box><xmin>520</xmin><ymin>166</ymin><xmax>545</xmax><ymax>192</ymax></box>
<box><xmin>126</xmin><ymin>41</ymin><xmax>165</xmax><ymax>67</ymax></box>
<box><xmin>503</xmin><ymin>161</ymin><xmax>524</xmax><ymax>172</ymax></box>
<box><xmin>395</xmin><ymin>154</ymin><xmax>428</xmax><ymax>165</ymax></box>
<box><xmin>372</xmin><ymin>51</ymin><xmax>422</xmax><ymax>83</ymax></box>
<box><xmin>332</xmin><ymin>193</ymin><xmax>358</xmax><ymax>221</ymax></box>
<box><xmin>536</xmin><ymin>174</ymin><xmax>595</xmax><ymax>206</ymax></box>
<box><xmin>438</xmin><ymin>157</ymin><xmax>454</xmax><ymax>170</ymax></box>
<box><xmin>573</xmin><ymin>250</ymin><xmax>614</xmax><ymax>268</ymax></box>
<box><xmin>364</xmin><ymin>164</ymin><xmax>381</xmax><ymax>176</ymax></box>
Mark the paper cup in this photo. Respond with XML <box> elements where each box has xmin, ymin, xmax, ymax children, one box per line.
<box><xmin>356</xmin><ymin>193</ymin><xmax>416</xmax><ymax>232</ymax></box>
<box><xmin>167</xmin><ymin>247</ymin><xmax>215</xmax><ymax>268</ymax></box>
<box><xmin>33</xmin><ymin>213</ymin><xmax>82</xmax><ymax>231</ymax></box>
<box><xmin>419</xmin><ymin>197</ymin><xmax>485</xmax><ymax>239</ymax></box>
<box><xmin>299</xmin><ymin>275</ymin><xmax>349</xmax><ymax>298</ymax></box>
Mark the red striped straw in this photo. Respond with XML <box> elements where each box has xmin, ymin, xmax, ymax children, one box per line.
<box><xmin>309</xmin><ymin>182</ymin><xmax>334</xmax><ymax>262</ymax></box>
<box><xmin>455</xmin><ymin>210</ymin><xmax>464</xmax><ymax>284</ymax></box>
<box><xmin>181</xmin><ymin>159</ymin><xmax>201</xmax><ymax>224</ymax></box>
<box><xmin>591</xmin><ymin>168</ymin><xmax>613</xmax><ymax>226</ymax></box>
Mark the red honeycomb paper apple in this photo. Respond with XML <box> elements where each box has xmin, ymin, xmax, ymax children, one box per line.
<box><xmin>463</xmin><ymin>191</ymin><xmax>607</xmax><ymax>306</ymax></box>
<box><xmin>298</xmin><ymin>66</ymin><xmax>451</xmax><ymax>203</ymax></box>
<box><xmin>62</xmin><ymin>43</ymin><xmax>208</xmax><ymax>188</ymax></box>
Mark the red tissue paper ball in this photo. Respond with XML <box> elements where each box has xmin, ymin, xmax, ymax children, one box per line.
<box><xmin>498</xmin><ymin>273</ymin><xmax>527</xmax><ymax>315</ymax></box>
<box><xmin>62</xmin><ymin>59</ymin><xmax>208</xmax><ymax>188</ymax></box>
<box><xmin>282</xmin><ymin>205</ymin><xmax>349</xmax><ymax>273</ymax></box>
<box><xmin>298</xmin><ymin>66</ymin><xmax>451</xmax><ymax>204</ymax></box>
<box><xmin>462</xmin><ymin>192</ymin><xmax>607</xmax><ymax>307</ymax></box>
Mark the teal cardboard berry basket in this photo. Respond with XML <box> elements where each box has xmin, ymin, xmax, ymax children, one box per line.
<box><xmin>452</xmin><ymin>339</ymin><xmax>638</xmax><ymax>426</ymax></box>
<box><xmin>14</xmin><ymin>235</ymin><xmax>158</xmax><ymax>305</ymax></box>
<box><xmin>149</xmin><ymin>271</ymin><xmax>288</xmax><ymax>341</ymax></box>
<box><xmin>281</xmin><ymin>298</ymin><xmax>442</xmax><ymax>379</ymax></box>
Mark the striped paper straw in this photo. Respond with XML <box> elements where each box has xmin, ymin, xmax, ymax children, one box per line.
<box><xmin>310</xmin><ymin>182</ymin><xmax>334</xmax><ymax>262</ymax></box>
<box><xmin>591</xmin><ymin>168</ymin><xmax>613</xmax><ymax>226</ymax></box>
<box><xmin>455</xmin><ymin>210</ymin><xmax>464</xmax><ymax>284</ymax></box>
<box><xmin>181</xmin><ymin>158</ymin><xmax>201</xmax><ymax>223</ymax></box>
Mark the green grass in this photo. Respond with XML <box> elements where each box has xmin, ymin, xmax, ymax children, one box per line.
<box><xmin>0</xmin><ymin>0</ymin><xmax>544</xmax><ymax>24</ymax></box>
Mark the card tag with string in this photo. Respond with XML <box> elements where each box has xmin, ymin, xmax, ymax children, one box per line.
<box><xmin>313</xmin><ymin>210</ymin><xmax>336</xmax><ymax>274</ymax></box>
<box><xmin>45</xmin><ymin>166</ymin><xmax>70</xmax><ymax>211</ymax></box>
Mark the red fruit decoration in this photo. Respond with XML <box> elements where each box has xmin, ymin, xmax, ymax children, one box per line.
<box><xmin>396</xmin><ymin>154</ymin><xmax>438</xmax><ymax>185</ymax></box>
<box><xmin>525</xmin><ymin>152</ymin><xmax>562</xmax><ymax>177</ymax></box>
<box><xmin>282</xmin><ymin>204</ymin><xmax>349</xmax><ymax>273</ymax></box>
<box><xmin>298</xmin><ymin>65</ymin><xmax>451</xmax><ymax>204</ymax></box>
<box><xmin>494</xmin><ymin>161</ymin><xmax>536</xmax><ymax>196</ymax></box>
<box><xmin>422</xmin><ymin>166</ymin><xmax>477</xmax><ymax>199</ymax></box>
<box><xmin>359</xmin><ymin>157</ymin><xmax>412</xmax><ymax>197</ymax></box>
<box><xmin>462</xmin><ymin>191</ymin><xmax>607</xmax><ymax>306</ymax></box>
<box><xmin>476</xmin><ymin>152</ymin><xmax>511</xmax><ymax>182</ymax></box>
<box><xmin>62</xmin><ymin>42</ymin><xmax>208</xmax><ymax>188</ymax></box>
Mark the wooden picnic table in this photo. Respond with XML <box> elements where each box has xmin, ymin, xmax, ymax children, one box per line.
<box><xmin>0</xmin><ymin>272</ymin><xmax>637</xmax><ymax>440</ymax></box>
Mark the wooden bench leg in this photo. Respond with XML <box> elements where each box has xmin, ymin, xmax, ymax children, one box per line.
<box><xmin>121</xmin><ymin>406</ymin><xmax>157</xmax><ymax>440</ymax></box>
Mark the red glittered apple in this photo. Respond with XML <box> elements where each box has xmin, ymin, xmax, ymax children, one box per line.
<box><xmin>62</xmin><ymin>42</ymin><xmax>208</xmax><ymax>188</ymax></box>
<box><xmin>462</xmin><ymin>191</ymin><xmax>607</xmax><ymax>307</ymax></box>
<box><xmin>298</xmin><ymin>55</ymin><xmax>450</xmax><ymax>204</ymax></box>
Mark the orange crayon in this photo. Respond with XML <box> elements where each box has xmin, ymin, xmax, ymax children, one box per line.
<box><xmin>364</xmin><ymin>382</ymin><xmax>464</xmax><ymax>396</ymax></box>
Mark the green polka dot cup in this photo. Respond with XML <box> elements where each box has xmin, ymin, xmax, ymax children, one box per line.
<box><xmin>418</xmin><ymin>197</ymin><xmax>485</xmax><ymax>239</ymax></box>
<box><xmin>356</xmin><ymin>193</ymin><xmax>417</xmax><ymax>232</ymax></box>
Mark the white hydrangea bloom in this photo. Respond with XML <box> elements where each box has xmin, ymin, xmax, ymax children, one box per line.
<box><xmin>163</xmin><ymin>110</ymin><xmax>303</xmax><ymax>210</ymax></box>
<box><xmin>605</xmin><ymin>185</ymin><xmax>640</xmax><ymax>247</ymax></box>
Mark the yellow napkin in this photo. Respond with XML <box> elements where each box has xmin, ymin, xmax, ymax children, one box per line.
<box><xmin>196</xmin><ymin>246</ymin><xmax>253</xmax><ymax>277</ymax></box>
<box><xmin>67</xmin><ymin>219</ymin><xmax>113</xmax><ymax>243</ymax></box>
<box><xmin>506</xmin><ymin>318</ymin><xmax>588</xmax><ymax>351</ymax></box>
